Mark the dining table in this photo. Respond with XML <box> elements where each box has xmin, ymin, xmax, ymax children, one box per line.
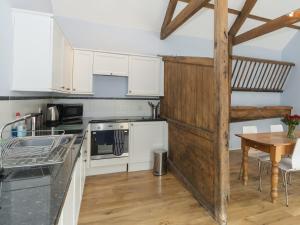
<box><xmin>236</xmin><ymin>131</ymin><xmax>300</xmax><ymax>203</ymax></box>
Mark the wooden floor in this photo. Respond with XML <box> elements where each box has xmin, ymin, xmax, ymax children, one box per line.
<box><xmin>78</xmin><ymin>151</ymin><xmax>300</xmax><ymax>225</ymax></box>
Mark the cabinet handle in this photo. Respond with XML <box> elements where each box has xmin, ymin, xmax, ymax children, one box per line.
<box><xmin>61</xmin><ymin>86</ymin><xmax>65</xmax><ymax>89</ymax></box>
<box><xmin>73</xmin><ymin>88</ymin><xmax>76</xmax><ymax>91</ymax></box>
<box><xmin>66</xmin><ymin>88</ymin><xmax>70</xmax><ymax>90</ymax></box>
<box><xmin>129</xmin><ymin>90</ymin><xmax>132</xmax><ymax>93</ymax></box>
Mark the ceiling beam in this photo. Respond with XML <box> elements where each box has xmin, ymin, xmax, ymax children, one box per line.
<box><xmin>160</xmin><ymin>0</ymin><xmax>178</xmax><ymax>39</ymax></box>
<box><xmin>178</xmin><ymin>0</ymin><xmax>300</xmax><ymax>31</ymax></box>
<box><xmin>160</xmin><ymin>0</ymin><xmax>211</xmax><ymax>40</ymax></box>
<box><xmin>229</xmin><ymin>0</ymin><xmax>257</xmax><ymax>37</ymax></box>
<box><xmin>233</xmin><ymin>9</ymin><xmax>300</xmax><ymax>45</ymax></box>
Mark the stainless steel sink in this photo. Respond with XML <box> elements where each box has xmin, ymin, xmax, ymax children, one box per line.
<box><xmin>1</xmin><ymin>135</ymin><xmax>75</xmax><ymax>169</ymax></box>
<box><xmin>14</xmin><ymin>138</ymin><xmax>54</xmax><ymax>147</ymax></box>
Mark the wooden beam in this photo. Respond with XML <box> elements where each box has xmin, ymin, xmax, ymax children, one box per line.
<box><xmin>178</xmin><ymin>0</ymin><xmax>300</xmax><ymax>30</ymax></box>
<box><xmin>229</xmin><ymin>0</ymin><xmax>257</xmax><ymax>37</ymax></box>
<box><xmin>160</xmin><ymin>0</ymin><xmax>178</xmax><ymax>39</ymax></box>
<box><xmin>231</xmin><ymin>106</ymin><xmax>293</xmax><ymax>122</ymax></box>
<box><xmin>214</xmin><ymin>0</ymin><xmax>229</xmax><ymax>224</ymax></box>
<box><xmin>160</xmin><ymin>0</ymin><xmax>211</xmax><ymax>40</ymax></box>
<box><xmin>233</xmin><ymin>9</ymin><xmax>300</xmax><ymax>45</ymax></box>
<box><xmin>161</xmin><ymin>56</ymin><xmax>214</xmax><ymax>66</ymax></box>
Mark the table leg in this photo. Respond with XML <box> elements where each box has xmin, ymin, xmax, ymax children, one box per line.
<box><xmin>242</xmin><ymin>139</ymin><xmax>249</xmax><ymax>186</ymax></box>
<box><xmin>270</xmin><ymin>147</ymin><xmax>282</xmax><ymax>203</ymax></box>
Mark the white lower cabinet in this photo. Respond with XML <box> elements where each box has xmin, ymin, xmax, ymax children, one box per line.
<box><xmin>57</xmin><ymin>139</ymin><xmax>87</xmax><ymax>225</ymax></box>
<box><xmin>128</xmin><ymin>121</ymin><xmax>168</xmax><ymax>172</ymax></box>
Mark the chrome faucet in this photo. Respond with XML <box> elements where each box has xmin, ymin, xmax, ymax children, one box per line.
<box><xmin>0</xmin><ymin>114</ymin><xmax>32</xmax><ymax>139</ymax></box>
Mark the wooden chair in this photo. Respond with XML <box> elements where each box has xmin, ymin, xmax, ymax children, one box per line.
<box><xmin>277</xmin><ymin>139</ymin><xmax>300</xmax><ymax>206</ymax></box>
<box><xmin>270</xmin><ymin>124</ymin><xmax>284</xmax><ymax>132</ymax></box>
<box><xmin>239</xmin><ymin>126</ymin><xmax>270</xmax><ymax>191</ymax></box>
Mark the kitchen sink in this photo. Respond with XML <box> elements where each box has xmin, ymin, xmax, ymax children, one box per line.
<box><xmin>13</xmin><ymin>137</ymin><xmax>55</xmax><ymax>148</ymax></box>
<box><xmin>1</xmin><ymin>135</ymin><xmax>76</xmax><ymax>169</ymax></box>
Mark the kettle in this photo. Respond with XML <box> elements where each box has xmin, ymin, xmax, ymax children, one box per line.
<box><xmin>46</xmin><ymin>106</ymin><xmax>59</xmax><ymax>125</ymax></box>
<box><xmin>148</xmin><ymin>102</ymin><xmax>160</xmax><ymax>119</ymax></box>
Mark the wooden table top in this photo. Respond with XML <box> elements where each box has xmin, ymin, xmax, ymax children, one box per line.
<box><xmin>236</xmin><ymin>131</ymin><xmax>300</xmax><ymax>147</ymax></box>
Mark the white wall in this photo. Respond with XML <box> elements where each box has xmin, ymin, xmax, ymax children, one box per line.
<box><xmin>282</xmin><ymin>32</ymin><xmax>300</xmax><ymax>115</ymax></box>
<box><xmin>0</xmin><ymin>99</ymin><xmax>48</xmax><ymax>136</ymax></box>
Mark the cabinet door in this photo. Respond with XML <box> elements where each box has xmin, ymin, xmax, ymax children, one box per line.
<box><xmin>52</xmin><ymin>21</ymin><xmax>65</xmax><ymax>91</ymax></box>
<box><xmin>81</xmin><ymin>136</ymin><xmax>87</xmax><ymax>195</ymax></box>
<box><xmin>128</xmin><ymin>56</ymin><xmax>163</xmax><ymax>96</ymax></box>
<box><xmin>12</xmin><ymin>10</ymin><xmax>53</xmax><ymax>91</ymax></box>
<box><xmin>62</xmin><ymin>176</ymin><xmax>75</xmax><ymax>225</ymax></box>
<box><xmin>129</xmin><ymin>122</ymin><xmax>168</xmax><ymax>171</ymax></box>
<box><xmin>73</xmin><ymin>50</ymin><xmax>93</xmax><ymax>94</ymax></box>
<box><xmin>93</xmin><ymin>52</ymin><xmax>129</xmax><ymax>76</ymax></box>
<box><xmin>63</xmin><ymin>39</ymin><xmax>73</xmax><ymax>92</ymax></box>
<box><xmin>74</xmin><ymin>159</ymin><xmax>81</xmax><ymax>224</ymax></box>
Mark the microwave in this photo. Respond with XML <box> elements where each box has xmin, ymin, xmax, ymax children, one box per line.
<box><xmin>47</xmin><ymin>103</ymin><xmax>83</xmax><ymax>125</ymax></box>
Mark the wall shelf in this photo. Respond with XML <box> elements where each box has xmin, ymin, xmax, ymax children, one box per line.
<box><xmin>230</xmin><ymin>106</ymin><xmax>293</xmax><ymax>122</ymax></box>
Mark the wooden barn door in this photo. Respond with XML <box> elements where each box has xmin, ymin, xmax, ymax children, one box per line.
<box><xmin>160</xmin><ymin>3</ymin><xmax>229</xmax><ymax>224</ymax></box>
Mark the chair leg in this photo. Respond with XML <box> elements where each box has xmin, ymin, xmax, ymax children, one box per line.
<box><xmin>238</xmin><ymin>162</ymin><xmax>243</xmax><ymax>180</ymax></box>
<box><xmin>284</xmin><ymin>171</ymin><xmax>289</xmax><ymax>207</ymax></box>
<box><xmin>288</xmin><ymin>173</ymin><xmax>292</xmax><ymax>185</ymax></box>
<box><xmin>258</xmin><ymin>161</ymin><xmax>262</xmax><ymax>192</ymax></box>
<box><xmin>281</xmin><ymin>170</ymin><xmax>286</xmax><ymax>188</ymax></box>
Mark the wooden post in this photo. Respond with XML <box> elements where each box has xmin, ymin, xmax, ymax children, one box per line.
<box><xmin>214</xmin><ymin>0</ymin><xmax>229</xmax><ymax>224</ymax></box>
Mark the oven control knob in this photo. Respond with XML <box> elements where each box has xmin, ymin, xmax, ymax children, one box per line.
<box><xmin>120</xmin><ymin>125</ymin><xmax>124</xmax><ymax>129</ymax></box>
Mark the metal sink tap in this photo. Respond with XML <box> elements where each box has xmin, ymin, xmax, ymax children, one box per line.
<box><xmin>0</xmin><ymin>114</ymin><xmax>32</xmax><ymax>139</ymax></box>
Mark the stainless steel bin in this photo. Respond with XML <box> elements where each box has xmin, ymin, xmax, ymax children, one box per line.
<box><xmin>153</xmin><ymin>150</ymin><xmax>168</xmax><ymax>176</ymax></box>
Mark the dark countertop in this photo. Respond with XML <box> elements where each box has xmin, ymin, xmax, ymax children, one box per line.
<box><xmin>0</xmin><ymin>116</ymin><xmax>165</xmax><ymax>225</ymax></box>
<box><xmin>86</xmin><ymin>116</ymin><xmax>166</xmax><ymax>123</ymax></box>
<box><xmin>0</xmin><ymin>133</ymin><xmax>85</xmax><ymax>225</ymax></box>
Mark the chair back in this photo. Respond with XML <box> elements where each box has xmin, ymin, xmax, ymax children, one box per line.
<box><xmin>292</xmin><ymin>139</ymin><xmax>300</xmax><ymax>169</ymax></box>
<box><xmin>243</xmin><ymin>126</ymin><xmax>258</xmax><ymax>134</ymax></box>
<box><xmin>270</xmin><ymin>124</ymin><xmax>284</xmax><ymax>132</ymax></box>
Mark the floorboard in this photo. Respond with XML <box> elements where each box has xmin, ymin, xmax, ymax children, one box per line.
<box><xmin>78</xmin><ymin>151</ymin><xmax>300</xmax><ymax>225</ymax></box>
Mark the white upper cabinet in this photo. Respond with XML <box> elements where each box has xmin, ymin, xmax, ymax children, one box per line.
<box><xmin>12</xmin><ymin>9</ymin><xmax>74</xmax><ymax>93</ymax></box>
<box><xmin>72</xmin><ymin>50</ymin><xmax>93</xmax><ymax>94</ymax></box>
<box><xmin>52</xmin><ymin>21</ymin><xmax>65</xmax><ymax>91</ymax></box>
<box><xmin>63</xmin><ymin>39</ymin><xmax>74</xmax><ymax>92</ymax></box>
<box><xmin>128</xmin><ymin>56</ymin><xmax>163</xmax><ymax>96</ymax></box>
<box><xmin>93</xmin><ymin>52</ymin><xmax>129</xmax><ymax>76</ymax></box>
<box><xmin>12</xmin><ymin>9</ymin><xmax>53</xmax><ymax>91</ymax></box>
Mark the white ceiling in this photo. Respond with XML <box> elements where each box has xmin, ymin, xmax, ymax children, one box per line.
<box><xmin>13</xmin><ymin>0</ymin><xmax>300</xmax><ymax>51</ymax></box>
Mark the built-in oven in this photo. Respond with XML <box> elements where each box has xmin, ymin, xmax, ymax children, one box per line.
<box><xmin>90</xmin><ymin>123</ymin><xmax>129</xmax><ymax>160</ymax></box>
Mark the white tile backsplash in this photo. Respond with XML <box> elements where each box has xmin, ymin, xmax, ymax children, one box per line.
<box><xmin>0</xmin><ymin>99</ymin><xmax>48</xmax><ymax>128</ymax></box>
<box><xmin>52</xmin><ymin>99</ymin><xmax>159</xmax><ymax>118</ymax></box>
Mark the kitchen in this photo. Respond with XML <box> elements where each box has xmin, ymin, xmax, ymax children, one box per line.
<box><xmin>1</xmin><ymin>0</ymin><xmax>170</xmax><ymax>224</ymax></box>
<box><xmin>1</xmin><ymin>1</ymin><xmax>300</xmax><ymax>225</ymax></box>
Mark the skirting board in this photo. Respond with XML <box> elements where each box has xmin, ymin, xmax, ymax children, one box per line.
<box><xmin>87</xmin><ymin>164</ymin><xmax>127</xmax><ymax>176</ymax></box>
<box><xmin>128</xmin><ymin>161</ymin><xmax>153</xmax><ymax>172</ymax></box>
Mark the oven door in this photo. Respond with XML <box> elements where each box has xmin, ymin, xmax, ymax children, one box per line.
<box><xmin>91</xmin><ymin>129</ymin><xmax>129</xmax><ymax>160</ymax></box>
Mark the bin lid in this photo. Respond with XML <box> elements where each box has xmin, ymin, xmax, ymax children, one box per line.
<box><xmin>153</xmin><ymin>149</ymin><xmax>167</xmax><ymax>154</ymax></box>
